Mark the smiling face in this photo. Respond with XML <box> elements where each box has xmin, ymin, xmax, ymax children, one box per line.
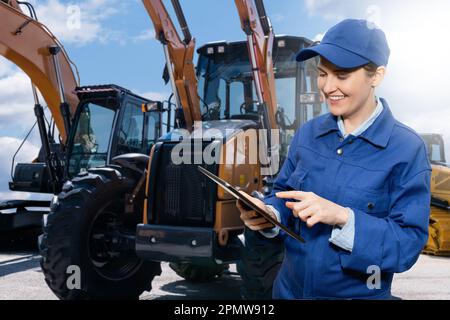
<box><xmin>317</xmin><ymin>57</ymin><xmax>385</xmax><ymax>122</ymax></box>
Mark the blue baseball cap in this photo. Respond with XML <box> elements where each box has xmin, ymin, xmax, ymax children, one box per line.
<box><xmin>296</xmin><ymin>19</ymin><xmax>390</xmax><ymax>68</ymax></box>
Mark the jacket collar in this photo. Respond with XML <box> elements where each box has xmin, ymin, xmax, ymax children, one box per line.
<box><xmin>315</xmin><ymin>97</ymin><xmax>396</xmax><ymax>148</ymax></box>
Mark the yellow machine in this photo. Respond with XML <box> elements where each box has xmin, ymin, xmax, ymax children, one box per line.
<box><xmin>38</xmin><ymin>0</ymin><xmax>326</xmax><ymax>299</ymax></box>
<box><xmin>0</xmin><ymin>0</ymin><xmax>165</xmax><ymax>232</ymax></box>
<box><xmin>0</xmin><ymin>0</ymin><xmax>79</xmax><ymax>140</ymax></box>
<box><xmin>421</xmin><ymin>133</ymin><xmax>450</xmax><ymax>256</ymax></box>
<box><xmin>1</xmin><ymin>0</ymin><xmax>79</xmax><ymax>230</ymax></box>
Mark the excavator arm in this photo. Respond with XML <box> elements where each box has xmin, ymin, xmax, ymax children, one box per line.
<box><xmin>0</xmin><ymin>0</ymin><xmax>79</xmax><ymax>142</ymax></box>
<box><xmin>234</xmin><ymin>0</ymin><xmax>278</xmax><ymax>130</ymax></box>
<box><xmin>142</xmin><ymin>0</ymin><xmax>201</xmax><ymax>131</ymax></box>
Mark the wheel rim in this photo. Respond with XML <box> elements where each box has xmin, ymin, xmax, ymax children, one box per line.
<box><xmin>88</xmin><ymin>200</ymin><xmax>142</xmax><ymax>281</ymax></box>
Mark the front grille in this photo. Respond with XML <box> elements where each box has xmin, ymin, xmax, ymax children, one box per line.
<box><xmin>147</xmin><ymin>141</ymin><xmax>219</xmax><ymax>227</ymax></box>
<box><xmin>164</xmin><ymin>163</ymin><xmax>182</xmax><ymax>218</ymax></box>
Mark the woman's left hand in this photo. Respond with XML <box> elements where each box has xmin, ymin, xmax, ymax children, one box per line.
<box><xmin>276</xmin><ymin>191</ymin><xmax>349</xmax><ymax>228</ymax></box>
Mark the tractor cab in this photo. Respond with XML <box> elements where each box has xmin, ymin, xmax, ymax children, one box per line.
<box><xmin>67</xmin><ymin>85</ymin><xmax>164</xmax><ymax>178</ymax></box>
<box><xmin>197</xmin><ymin>37</ymin><xmax>327</xmax><ymax>127</ymax></box>
<box><xmin>4</xmin><ymin>85</ymin><xmax>165</xmax><ymax>231</ymax></box>
<box><xmin>196</xmin><ymin>35</ymin><xmax>328</xmax><ymax>160</ymax></box>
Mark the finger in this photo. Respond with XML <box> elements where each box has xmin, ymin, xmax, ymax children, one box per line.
<box><xmin>246</xmin><ymin>222</ymin><xmax>272</xmax><ymax>231</ymax></box>
<box><xmin>286</xmin><ymin>200</ymin><xmax>312</xmax><ymax>217</ymax></box>
<box><xmin>236</xmin><ymin>201</ymin><xmax>255</xmax><ymax>215</ymax></box>
<box><xmin>237</xmin><ymin>193</ymin><xmax>266</xmax><ymax>211</ymax></box>
<box><xmin>276</xmin><ymin>191</ymin><xmax>308</xmax><ymax>200</ymax></box>
<box><xmin>246</xmin><ymin>217</ymin><xmax>269</xmax><ymax>226</ymax></box>
<box><xmin>290</xmin><ymin>200</ymin><xmax>313</xmax><ymax>215</ymax></box>
<box><xmin>240</xmin><ymin>211</ymin><xmax>258</xmax><ymax>221</ymax></box>
<box><xmin>247</xmin><ymin>224</ymin><xmax>261</xmax><ymax>231</ymax></box>
<box><xmin>236</xmin><ymin>200</ymin><xmax>247</xmax><ymax>211</ymax></box>
<box><xmin>297</xmin><ymin>206</ymin><xmax>317</xmax><ymax>222</ymax></box>
<box><xmin>285</xmin><ymin>201</ymin><xmax>295</xmax><ymax>210</ymax></box>
<box><xmin>259</xmin><ymin>222</ymin><xmax>276</xmax><ymax>230</ymax></box>
<box><xmin>286</xmin><ymin>202</ymin><xmax>300</xmax><ymax>217</ymax></box>
<box><xmin>306</xmin><ymin>214</ymin><xmax>321</xmax><ymax>228</ymax></box>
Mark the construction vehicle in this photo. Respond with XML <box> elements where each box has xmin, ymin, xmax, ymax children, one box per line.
<box><xmin>0</xmin><ymin>0</ymin><xmax>78</xmax><ymax>233</ymax></box>
<box><xmin>0</xmin><ymin>0</ymin><xmax>166</xmax><ymax>250</ymax></box>
<box><xmin>420</xmin><ymin>133</ymin><xmax>450</xmax><ymax>256</ymax></box>
<box><xmin>38</xmin><ymin>0</ymin><xmax>327</xmax><ymax>299</ymax></box>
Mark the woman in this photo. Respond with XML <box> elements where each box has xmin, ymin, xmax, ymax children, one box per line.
<box><xmin>237</xmin><ymin>19</ymin><xmax>431</xmax><ymax>299</ymax></box>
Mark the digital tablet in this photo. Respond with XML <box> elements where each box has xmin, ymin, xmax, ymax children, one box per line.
<box><xmin>198</xmin><ymin>166</ymin><xmax>305</xmax><ymax>243</ymax></box>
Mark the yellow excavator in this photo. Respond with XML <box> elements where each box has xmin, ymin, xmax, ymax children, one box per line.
<box><xmin>38</xmin><ymin>0</ymin><xmax>326</xmax><ymax>300</ymax></box>
<box><xmin>0</xmin><ymin>0</ymin><xmax>79</xmax><ymax>138</ymax></box>
<box><xmin>0</xmin><ymin>0</ymin><xmax>78</xmax><ymax>232</ymax></box>
<box><xmin>420</xmin><ymin>133</ymin><xmax>450</xmax><ymax>256</ymax></box>
<box><xmin>0</xmin><ymin>0</ymin><xmax>166</xmax><ymax>234</ymax></box>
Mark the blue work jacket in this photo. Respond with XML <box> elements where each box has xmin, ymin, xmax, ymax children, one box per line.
<box><xmin>264</xmin><ymin>98</ymin><xmax>432</xmax><ymax>299</ymax></box>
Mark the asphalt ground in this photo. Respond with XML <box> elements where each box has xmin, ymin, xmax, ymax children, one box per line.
<box><xmin>0</xmin><ymin>234</ymin><xmax>449</xmax><ymax>300</ymax></box>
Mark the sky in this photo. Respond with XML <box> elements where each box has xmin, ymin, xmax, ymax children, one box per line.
<box><xmin>1</xmin><ymin>0</ymin><xmax>450</xmax><ymax>200</ymax></box>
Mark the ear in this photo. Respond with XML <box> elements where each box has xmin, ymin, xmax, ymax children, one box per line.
<box><xmin>371</xmin><ymin>66</ymin><xmax>386</xmax><ymax>87</ymax></box>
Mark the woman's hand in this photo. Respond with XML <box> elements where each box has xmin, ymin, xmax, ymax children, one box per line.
<box><xmin>276</xmin><ymin>191</ymin><xmax>349</xmax><ymax>228</ymax></box>
<box><xmin>236</xmin><ymin>191</ymin><xmax>276</xmax><ymax>231</ymax></box>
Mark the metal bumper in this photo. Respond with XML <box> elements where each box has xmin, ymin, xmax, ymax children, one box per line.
<box><xmin>135</xmin><ymin>224</ymin><xmax>242</xmax><ymax>264</ymax></box>
<box><xmin>0</xmin><ymin>200</ymin><xmax>49</xmax><ymax>230</ymax></box>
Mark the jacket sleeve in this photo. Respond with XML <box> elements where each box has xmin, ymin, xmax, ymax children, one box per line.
<box><xmin>263</xmin><ymin>129</ymin><xmax>302</xmax><ymax>240</ymax></box>
<box><xmin>339</xmin><ymin>144</ymin><xmax>432</xmax><ymax>274</ymax></box>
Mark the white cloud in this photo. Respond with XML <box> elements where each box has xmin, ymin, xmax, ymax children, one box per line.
<box><xmin>0</xmin><ymin>59</ymin><xmax>15</xmax><ymax>78</ymax></box>
<box><xmin>0</xmin><ymin>137</ymin><xmax>39</xmax><ymax>168</ymax></box>
<box><xmin>305</xmin><ymin>0</ymin><xmax>345</xmax><ymax>21</ymax></box>
<box><xmin>305</xmin><ymin>0</ymin><xmax>332</xmax><ymax>13</ymax></box>
<box><xmin>21</xmin><ymin>0</ymin><xmax>127</xmax><ymax>46</ymax></box>
<box><xmin>0</xmin><ymin>59</ymin><xmax>55</xmax><ymax>152</ymax></box>
<box><xmin>0</xmin><ymin>58</ymin><xmax>41</xmax><ymax>134</ymax></box>
<box><xmin>0</xmin><ymin>136</ymin><xmax>44</xmax><ymax>200</ymax></box>
<box><xmin>270</xmin><ymin>14</ymin><xmax>285</xmax><ymax>23</ymax></box>
<box><xmin>313</xmin><ymin>33</ymin><xmax>324</xmax><ymax>42</ymax></box>
<box><xmin>140</xmin><ymin>91</ymin><xmax>170</xmax><ymax>102</ymax></box>
<box><xmin>304</xmin><ymin>0</ymin><xmax>389</xmax><ymax>23</ymax></box>
<box><xmin>0</xmin><ymin>59</ymin><xmax>55</xmax><ymax>199</ymax></box>
<box><xmin>0</xmin><ymin>59</ymin><xmax>52</xmax><ymax>201</ymax></box>
<box><xmin>133</xmin><ymin>29</ymin><xmax>156</xmax><ymax>42</ymax></box>
<box><xmin>375</xmin><ymin>1</ymin><xmax>450</xmax><ymax>162</ymax></box>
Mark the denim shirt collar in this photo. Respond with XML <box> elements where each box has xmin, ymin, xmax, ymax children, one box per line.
<box><xmin>315</xmin><ymin>97</ymin><xmax>396</xmax><ymax>148</ymax></box>
<box><xmin>337</xmin><ymin>96</ymin><xmax>383</xmax><ymax>138</ymax></box>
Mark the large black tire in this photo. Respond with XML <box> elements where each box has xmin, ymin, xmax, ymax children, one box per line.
<box><xmin>39</xmin><ymin>167</ymin><xmax>161</xmax><ymax>300</ymax></box>
<box><xmin>237</xmin><ymin>228</ymin><xmax>284</xmax><ymax>300</ymax></box>
<box><xmin>169</xmin><ymin>262</ymin><xmax>228</xmax><ymax>282</ymax></box>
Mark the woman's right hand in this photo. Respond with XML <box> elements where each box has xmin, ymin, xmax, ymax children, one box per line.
<box><xmin>236</xmin><ymin>191</ymin><xmax>276</xmax><ymax>231</ymax></box>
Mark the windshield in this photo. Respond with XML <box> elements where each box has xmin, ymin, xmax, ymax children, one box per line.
<box><xmin>115</xmin><ymin>101</ymin><xmax>161</xmax><ymax>155</ymax></box>
<box><xmin>68</xmin><ymin>102</ymin><xmax>116</xmax><ymax>177</ymax></box>
<box><xmin>430</xmin><ymin>143</ymin><xmax>444</xmax><ymax>163</ymax></box>
<box><xmin>196</xmin><ymin>39</ymin><xmax>328</xmax><ymax>129</ymax></box>
<box><xmin>422</xmin><ymin>134</ymin><xmax>446</xmax><ymax>164</ymax></box>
